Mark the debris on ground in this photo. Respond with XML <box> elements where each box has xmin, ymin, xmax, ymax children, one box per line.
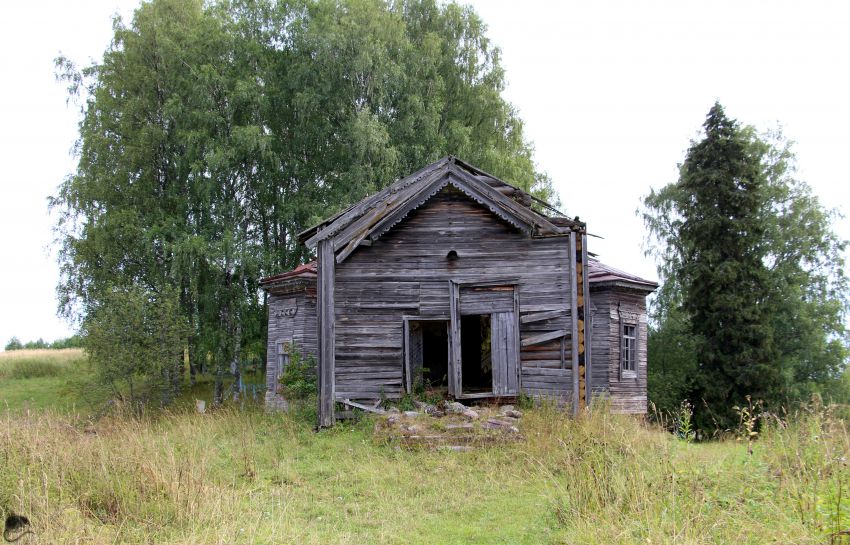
<box><xmin>374</xmin><ymin>400</ymin><xmax>523</xmax><ymax>451</ymax></box>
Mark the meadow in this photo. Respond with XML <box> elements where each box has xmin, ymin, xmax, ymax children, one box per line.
<box><xmin>1</xmin><ymin>350</ymin><xmax>848</xmax><ymax>544</ymax></box>
<box><xmin>0</xmin><ymin>348</ymin><xmax>95</xmax><ymax>411</ymax></box>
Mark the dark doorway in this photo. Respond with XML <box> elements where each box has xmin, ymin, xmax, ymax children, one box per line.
<box><xmin>421</xmin><ymin>321</ymin><xmax>449</xmax><ymax>387</ymax></box>
<box><xmin>461</xmin><ymin>314</ymin><xmax>493</xmax><ymax>393</ymax></box>
<box><xmin>407</xmin><ymin>319</ymin><xmax>449</xmax><ymax>393</ymax></box>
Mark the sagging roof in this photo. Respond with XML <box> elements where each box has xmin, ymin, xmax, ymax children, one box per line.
<box><xmin>262</xmin><ymin>259</ymin><xmax>658</xmax><ymax>293</ymax></box>
<box><xmin>297</xmin><ymin>156</ymin><xmax>582</xmax><ymax>265</ymax></box>
<box><xmin>259</xmin><ymin>261</ymin><xmax>317</xmax><ymax>289</ymax></box>
<box><xmin>587</xmin><ymin>259</ymin><xmax>658</xmax><ymax>293</ymax></box>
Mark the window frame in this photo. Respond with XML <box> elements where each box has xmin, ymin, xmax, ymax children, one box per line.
<box><xmin>618</xmin><ymin>305</ymin><xmax>639</xmax><ymax>381</ymax></box>
<box><xmin>276</xmin><ymin>339</ymin><xmax>292</xmax><ymax>378</ymax></box>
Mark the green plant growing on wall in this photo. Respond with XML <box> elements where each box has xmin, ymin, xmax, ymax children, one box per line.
<box><xmin>278</xmin><ymin>342</ymin><xmax>317</xmax><ymax>401</ymax></box>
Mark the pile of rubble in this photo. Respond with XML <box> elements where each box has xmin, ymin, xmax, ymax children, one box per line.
<box><xmin>374</xmin><ymin>400</ymin><xmax>524</xmax><ymax>451</ymax></box>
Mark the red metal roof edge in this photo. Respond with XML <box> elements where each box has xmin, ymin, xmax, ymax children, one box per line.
<box><xmin>259</xmin><ymin>261</ymin><xmax>317</xmax><ymax>286</ymax></box>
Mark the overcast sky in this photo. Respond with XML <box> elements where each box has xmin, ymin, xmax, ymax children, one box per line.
<box><xmin>1</xmin><ymin>0</ymin><xmax>848</xmax><ymax>346</ymax></box>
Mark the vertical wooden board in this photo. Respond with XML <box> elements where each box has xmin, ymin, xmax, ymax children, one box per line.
<box><xmin>491</xmin><ymin>313</ymin><xmax>502</xmax><ymax>395</ymax></box>
<box><xmin>506</xmin><ymin>311</ymin><xmax>519</xmax><ymax>394</ymax></box>
<box><xmin>409</xmin><ymin>322</ymin><xmax>423</xmax><ymax>392</ymax></box>
<box><xmin>448</xmin><ymin>281</ymin><xmax>461</xmax><ymax>396</ymax></box>
<box><xmin>499</xmin><ymin>312</ymin><xmax>506</xmax><ymax>395</ymax></box>
<box><xmin>317</xmin><ymin>240</ymin><xmax>336</xmax><ymax>427</ymax></box>
<box><xmin>513</xmin><ymin>286</ymin><xmax>522</xmax><ymax>393</ymax></box>
<box><xmin>569</xmin><ymin>232</ymin><xmax>580</xmax><ymax>416</ymax></box>
<box><xmin>493</xmin><ymin>312</ymin><xmax>511</xmax><ymax>395</ymax></box>
<box><xmin>403</xmin><ymin>319</ymin><xmax>411</xmax><ymax>393</ymax></box>
<box><xmin>581</xmin><ymin>233</ymin><xmax>593</xmax><ymax>405</ymax></box>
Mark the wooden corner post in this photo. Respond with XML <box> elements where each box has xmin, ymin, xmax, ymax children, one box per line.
<box><xmin>580</xmin><ymin>232</ymin><xmax>591</xmax><ymax>409</ymax></box>
<box><xmin>317</xmin><ymin>239</ymin><xmax>336</xmax><ymax>427</ymax></box>
<box><xmin>569</xmin><ymin>232</ymin><xmax>580</xmax><ymax>416</ymax></box>
<box><xmin>576</xmin><ymin>231</ymin><xmax>589</xmax><ymax>412</ymax></box>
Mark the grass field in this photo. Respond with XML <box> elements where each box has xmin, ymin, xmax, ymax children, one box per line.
<box><xmin>1</xmin><ymin>349</ymin><xmax>848</xmax><ymax>544</ymax></box>
<box><xmin>0</xmin><ymin>348</ymin><xmax>96</xmax><ymax>411</ymax></box>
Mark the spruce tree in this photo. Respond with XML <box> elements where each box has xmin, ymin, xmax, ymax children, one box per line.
<box><xmin>675</xmin><ymin>103</ymin><xmax>778</xmax><ymax>428</ymax></box>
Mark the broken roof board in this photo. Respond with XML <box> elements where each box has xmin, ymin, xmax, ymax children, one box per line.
<box><xmin>300</xmin><ymin>157</ymin><xmax>580</xmax><ymax>260</ymax></box>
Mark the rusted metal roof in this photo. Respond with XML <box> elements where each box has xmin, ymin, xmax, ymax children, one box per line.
<box><xmin>259</xmin><ymin>261</ymin><xmax>317</xmax><ymax>287</ymax></box>
<box><xmin>587</xmin><ymin>259</ymin><xmax>658</xmax><ymax>292</ymax></box>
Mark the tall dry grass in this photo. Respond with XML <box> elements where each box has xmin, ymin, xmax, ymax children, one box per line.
<box><xmin>0</xmin><ymin>401</ymin><xmax>847</xmax><ymax>544</ymax></box>
<box><xmin>0</xmin><ymin>348</ymin><xmax>86</xmax><ymax>379</ymax></box>
<box><xmin>520</xmin><ymin>401</ymin><xmax>850</xmax><ymax>544</ymax></box>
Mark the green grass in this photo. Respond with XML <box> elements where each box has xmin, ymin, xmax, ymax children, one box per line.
<box><xmin>0</xmin><ymin>348</ymin><xmax>266</xmax><ymax>414</ymax></box>
<box><xmin>1</xmin><ymin>400</ymin><xmax>848</xmax><ymax>544</ymax></box>
<box><xmin>1</xmin><ymin>351</ymin><xmax>847</xmax><ymax>543</ymax></box>
<box><xmin>0</xmin><ymin>348</ymin><xmax>96</xmax><ymax>411</ymax></box>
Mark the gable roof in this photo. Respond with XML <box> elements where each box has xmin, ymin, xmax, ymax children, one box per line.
<box><xmin>298</xmin><ymin>156</ymin><xmax>581</xmax><ymax>264</ymax></box>
<box><xmin>587</xmin><ymin>259</ymin><xmax>658</xmax><ymax>293</ymax></box>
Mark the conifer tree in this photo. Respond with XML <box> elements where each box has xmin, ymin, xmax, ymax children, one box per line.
<box><xmin>643</xmin><ymin>103</ymin><xmax>849</xmax><ymax>429</ymax></box>
<box><xmin>676</xmin><ymin>103</ymin><xmax>779</xmax><ymax>427</ymax></box>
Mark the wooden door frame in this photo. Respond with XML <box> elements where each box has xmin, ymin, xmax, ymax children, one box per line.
<box><xmin>402</xmin><ymin>315</ymin><xmax>450</xmax><ymax>394</ymax></box>
<box><xmin>448</xmin><ymin>279</ymin><xmax>521</xmax><ymax>399</ymax></box>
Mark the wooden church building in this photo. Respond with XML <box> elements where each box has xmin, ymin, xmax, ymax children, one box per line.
<box><xmin>261</xmin><ymin>157</ymin><xmax>656</xmax><ymax>426</ymax></box>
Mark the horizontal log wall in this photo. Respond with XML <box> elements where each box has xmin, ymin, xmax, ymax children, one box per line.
<box><xmin>590</xmin><ymin>288</ymin><xmax>648</xmax><ymax>413</ymax></box>
<box><xmin>334</xmin><ymin>186</ymin><xmax>573</xmax><ymax>401</ymax></box>
<box><xmin>265</xmin><ymin>290</ymin><xmax>318</xmax><ymax>408</ymax></box>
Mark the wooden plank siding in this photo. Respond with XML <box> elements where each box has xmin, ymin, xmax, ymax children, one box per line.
<box><xmin>262</xmin><ymin>161</ymin><xmax>657</xmax><ymax>419</ymax></box>
<box><xmin>264</xmin><ymin>289</ymin><xmax>318</xmax><ymax>409</ymax></box>
<box><xmin>588</xmin><ymin>288</ymin><xmax>649</xmax><ymax>413</ymax></box>
<box><xmin>332</xmin><ymin>186</ymin><xmax>574</xmax><ymax>403</ymax></box>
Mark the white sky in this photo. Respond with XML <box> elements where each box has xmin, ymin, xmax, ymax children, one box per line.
<box><xmin>1</xmin><ymin>0</ymin><xmax>849</xmax><ymax>346</ymax></box>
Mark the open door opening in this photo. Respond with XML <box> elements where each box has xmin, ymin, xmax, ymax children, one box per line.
<box><xmin>421</xmin><ymin>321</ymin><xmax>449</xmax><ymax>388</ymax></box>
<box><xmin>460</xmin><ymin>314</ymin><xmax>493</xmax><ymax>394</ymax></box>
<box><xmin>406</xmin><ymin>319</ymin><xmax>449</xmax><ymax>394</ymax></box>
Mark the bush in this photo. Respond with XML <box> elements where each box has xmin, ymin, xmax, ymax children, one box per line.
<box><xmin>4</xmin><ymin>337</ymin><xmax>22</xmax><ymax>351</ymax></box>
<box><xmin>277</xmin><ymin>343</ymin><xmax>317</xmax><ymax>401</ymax></box>
<box><xmin>83</xmin><ymin>286</ymin><xmax>188</xmax><ymax>410</ymax></box>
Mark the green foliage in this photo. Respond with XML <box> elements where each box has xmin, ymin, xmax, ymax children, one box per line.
<box><xmin>277</xmin><ymin>343</ymin><xmax>317</xmax><ymax>401</ymax></box>
<box><xmin>674</xmin><ymin>400</ymin><xmax>695</xmax><ymax>443</ymax></box>
<box><xmin>83</xmin><ymin>286</ymin><xmax>188</xmax><ymax>409</ymax></box>
<box><xmin>646</xmin><ymin>305</ymin><xmax>697</xmax><ymax>415</ymax></box>
<box><xmin>52</xmin><ymin>0</ymin><xmax>555</xmax><ymax>404</ymax></box>
<box><xmin>50</xmin><ymin>335</ymin><xmax>84</xmax><ymax>349</ymax></box>
<box><xmin>23</xmin><ymin>338</ymin><xmax>50</xmax><ymax>350</ymax></box>
<box><xmin>4</xmin><ymin>335</ymin><xmax>83</xmax><ymax>351</ymax></box>
<box><xmin>643</xmin><ymin>103</ymin><xmax>850</xmax><ymax>431</ymax></box>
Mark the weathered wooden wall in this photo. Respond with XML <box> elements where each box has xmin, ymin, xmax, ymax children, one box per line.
<box><xmin>333</xmin><ymin>186</ymin><xmax>574</xmax><ymax>402</ymax></box>
<box><xmin>589</xmin><ymin>288</ymin><xmax>648</xmax><ymax>413</ymax></box>
<box><xmin>264</xmin><ymin>287</ymin><xmax>317</xmax><ymax>408</ymax></box>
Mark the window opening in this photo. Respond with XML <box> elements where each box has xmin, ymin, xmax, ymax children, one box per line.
<box><xmin>622</xmin><ymin>324</ymin><xmax>636</xmax><ymax>374</ymax></box>
<box><xmin>276</xmin><ymin>340</ymin><xmax>291</xmax><ymax>382</ymax></box>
